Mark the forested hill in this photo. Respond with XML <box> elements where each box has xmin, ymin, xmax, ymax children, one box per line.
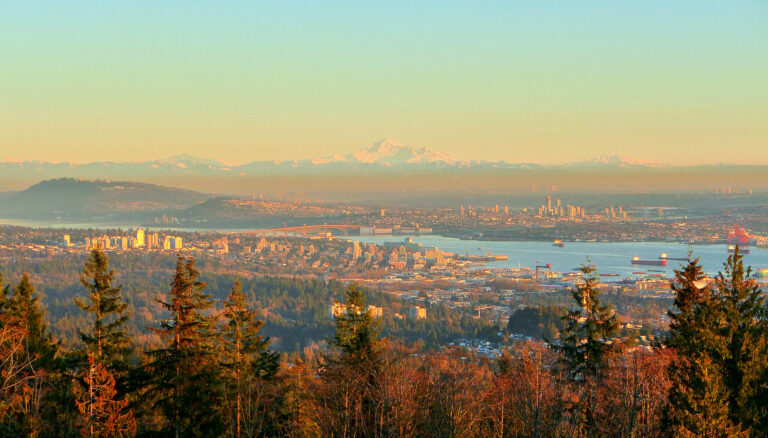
<box><xmin>3</xmin><ymin>178</ymin><xmax>212</xmax><ymax>220</ymax></box>
<box><xmin>0</xmin><ymin>252</ymin><xmax>498</xmax><ymax>353</ymax></box>
<box><xmin>1</xmin><ymin>248</ymin><xmax>766</xmax><ymax>436</ymax></box>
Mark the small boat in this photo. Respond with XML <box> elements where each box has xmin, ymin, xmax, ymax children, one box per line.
<box><xmin>553</xmin><ymin>239</ymin><xmax>565</xmax><ymax>248</ymax></box>
<box><xmin>600</xmin><ymin>273</ymin><xmax>620</xmax><ymax>277</ymax></box>
<box><xmin>632</xmin><ymin>271</ymin><xmax>647</xmax><ymax>275</ymax></box>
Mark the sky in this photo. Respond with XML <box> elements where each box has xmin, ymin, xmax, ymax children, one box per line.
<box><xmin>1</xmin><ymin>1</ymin><xmax>767</xmax><ymax>165</ymax></box>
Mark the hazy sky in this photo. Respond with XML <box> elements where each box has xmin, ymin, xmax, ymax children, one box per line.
<box><xmin>1</xmin><ymin>1</ymin><xmax>767</xmax><ymax>165</ymax></box>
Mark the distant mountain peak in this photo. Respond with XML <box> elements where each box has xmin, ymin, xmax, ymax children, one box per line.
<box><xmin>346</xmin><ymin>139</ymin><xmax>459</xmax><ymax>165</ymax></box>
<box><xmin>574</xmin><ymin>153</ymin><xmax>666</xmax><ymax>168</ymax></box>
<box><xmin>154</xmin><ymin>154</ymin><xmax>231</xmax><ymax>170</ymax></box>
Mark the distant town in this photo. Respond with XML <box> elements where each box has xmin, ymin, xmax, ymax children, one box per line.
<box><xmin>5</xmin><ymin>201</ymin><xmax>768</xmax><ymax>356</ymax></box>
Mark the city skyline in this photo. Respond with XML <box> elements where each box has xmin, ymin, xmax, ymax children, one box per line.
<box><xmin>2</xmin><ymin>1</ymin><xmax>767</xmax><ymax>165</ymax></box>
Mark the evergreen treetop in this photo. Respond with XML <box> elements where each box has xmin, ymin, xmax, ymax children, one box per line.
<box><xmin>555</xmin><ymin>263</ymin><xmax>620</xmax><ymax>381</ymax></box>
<box><xmin>221</xmin><ymin>279</ymin><xmax>278</xmax><ymax>379</ymax></box>
<box><xmin>75</xmin><ymin>247</ymin><xmax>131</xmax><ymax>369</ymax></box>
<box><xmin>8</xmin><ymin>273</ymin><xmax>57</xmax><ymax>364</ymax></box>
<box><xmin>665</xmin><ymin>256</ymin><xmax>744</xmax><ymax>436</ymax></box>
<box><xmin>713</xmin><ymin>247</ymin><xmax>768</xmax><ymax>434</ymax></box>
<box><xmin>144</xmin><ymin>254</ymin><xmax>223</xmax><ymax>437</ymax></box>
<box><xmin>328</xmin><ymin>283</ymin><xmax>382</xmax><ymax>366</ymax></box>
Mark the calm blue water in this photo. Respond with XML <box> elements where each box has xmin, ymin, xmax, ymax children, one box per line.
<box><xmin>341</xmin><ymin>236</ymin><xmax>768</xmax><ymax>277</ymax></box>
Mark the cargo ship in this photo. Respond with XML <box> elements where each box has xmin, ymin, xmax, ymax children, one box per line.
<box><xmin>631</xmin><ymin>256</ymin><xmax>667</xmax><ymax>266</ymax></box>
<box><xmin>727</xmin><ymin>244</ymin><xmax>750</xmax><ymax>254</ymax></box>
<box><xmin>553</xmin><ymin>239</ymin><xmax>565</xmax><ymax>248</ymax></box>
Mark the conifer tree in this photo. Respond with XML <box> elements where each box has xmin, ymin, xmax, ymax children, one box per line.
<box><xmin>4</xmin><ymin>273</ymin><xmax>70</xmax><ymax>436</ymax></box>
<box><xmin>555</xmin><ymin>264</ymin><xmax>620</xmax><ymax>380</ymax></box>
<box><xmin>328</xmin><ymin>283</ymin><xmax>382</xmax><ymax>366</ymax></box>
<box><xmin>665</xmin><ymin>257</ymin><xmax>743</xmax><ymax>436</ymax></box>
<box><xmin>144</xmin><ymin>255</ymin><xmax>223</xmax><ymax>437</ymax></box>
<box><xmin>75</xmin><ymin>248</ymin><xmax>131</xmax><ymax>372</ymax></box>
<box><xmin>553</xmin><ymin>263</ymin><xmax>621</xmax><ymax>435</ymax></box>
<box><xmin>322</xmin><ymin>283</ymin><xmax>383</xmax><ymax>437</ymax></box>
<box><xmin>220</xmin><ymin>279</ymin><xmax>278</xmax><ymax>438</ymax></box>
<box><xmin>0</xmin><ymin>273</ymin><xmax>9</xmax><ymax>313</ymax></box>
<box><xmin>714</xmin><ymin>248</ymin><xmax>768</xmax><ymax>434</ymax></box>
<box><xmin>8</xmin><ymin>273</ymin><xmax>57</xmax><ymax>365</ymax></box>
<box><xmin>74</xmin><ymin>355</ymin><xmax>136</xmax><ymax>438</ymax></box>
<box><xmin>0</xmin><ymin>285</ymin><xmax>44</xmax><ymax>436</ymax></box>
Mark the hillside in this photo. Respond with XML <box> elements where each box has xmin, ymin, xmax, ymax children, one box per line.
<box><xmin>3</xmin><ymin>178</ymin><xmax>212</xmax><ymax>220</ymax></box>
<box><xmin>179</xmin><ymin>196</ymin><xmax>367</xmax><ymax>227</ymax></box>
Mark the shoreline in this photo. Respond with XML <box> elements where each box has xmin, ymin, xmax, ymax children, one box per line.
<box><xmin>0</xmin><ymin>219</ymin><xmax>733</xmax><ymax>246</ymax></box>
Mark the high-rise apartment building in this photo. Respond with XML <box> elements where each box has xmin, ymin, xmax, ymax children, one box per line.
<box><xmin>136</xmin><ymin>228</ymin><xmax>145</xmax><ymax>247</ymax></box>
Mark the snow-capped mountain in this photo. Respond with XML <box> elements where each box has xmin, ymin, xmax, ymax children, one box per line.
<box><xmin>344</xmin><ymin>138</ymin><xmax>459</xmax><ymax>165</ymax></box>
<box><xmin>152</xmin><ymin>154</ymin><xmax>231</xmax><ymax>170</ymax></box>
<box><xmin>143</xmin><ymin>154</ymin><xmax>232</xmax><ymax>172</ymax></box>
<box><xmin>0</xmin><ymin>140</ymin><xmax>679</xmax><ymax>185</ymax></box>
<box><xmin>566</xmin><ymin>153</ymin><xmax>666</xmax><ymax>169</ymax></box>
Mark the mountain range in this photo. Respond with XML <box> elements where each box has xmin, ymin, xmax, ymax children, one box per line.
<box><xmin>3</xmin><ymin>139</ymin><xmax>767</xmax><ymax>198</ymax></box>
<box><xmin>0</xmin><ymin>139</ymin><xmax>671</xmax><ymax>181</ymax></box>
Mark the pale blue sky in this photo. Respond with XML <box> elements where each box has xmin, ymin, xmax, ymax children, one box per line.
<box><xmin>1</xmin><ymin>1</ymin><xmax>766</xmax><ymax>164</ymax></box>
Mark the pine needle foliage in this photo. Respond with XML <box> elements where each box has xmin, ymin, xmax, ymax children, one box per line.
<box><xmin>665</xmin><ymin>256</ymin><xmax>745</xmax><ymax>436</ymax></box>
<box><xmin>713</xmin><ymin>248</ymin><xmax>768</xmax><ymax>434</ymax></box>
<box><xmin>328</xmin><ymin>283</ymin><xmax>382</xmax><ymax>366</ymax></box>
<box><xmin>555</xmin><ymin>263</ymin><xmax>620</xmax><ymax>381</ymax></box>
<box><xmin>74</xmin><ymin>356</ymin><xmax>136</xmax><ymax>438</ymax></box>
<box><xmin>75</xmin><ymin>248</ymin><xmax>131</xmax><ymax>372</ymax></box>
<box><xmin>144</xmin><ymin>254</ymin><xmax>223</xmax><ymax>437</ymax></box>
<box><xmin>8</xmin><ymin>273</ymin><xmax>57</xmax><ymax>365</ymax></box>
<box><xmin>220</xmin><ymin>279</ymin><xmax>279</xmax><ymax>437</ymax></box>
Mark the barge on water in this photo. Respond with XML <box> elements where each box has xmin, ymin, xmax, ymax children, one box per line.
<box><xmin>631</xmin><ymin>256</ymin><xmax>667</xmax><ymax>267</ymax></box>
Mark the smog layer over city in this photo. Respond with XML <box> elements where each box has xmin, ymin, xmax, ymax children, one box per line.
<box><xmin>1</xmin><ymin>2</ymin><xmax>768</xmax><ymax>437</ymax></box>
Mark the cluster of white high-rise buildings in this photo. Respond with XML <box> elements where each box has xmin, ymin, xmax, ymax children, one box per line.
<box><xmin>63</xmin><ymin>228</ymin><xmax>183</xmax><ymax>251</ymax></box>
<box><xmin>538</xmin><ymin>195</ymin><xmax>587</xmax><ymax>218</ymax></box>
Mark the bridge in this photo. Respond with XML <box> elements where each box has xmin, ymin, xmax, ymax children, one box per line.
<box><xmin>236</xmin><ymin>224</ymin><xmax>362</xmax><ymax>236</ymax></box>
